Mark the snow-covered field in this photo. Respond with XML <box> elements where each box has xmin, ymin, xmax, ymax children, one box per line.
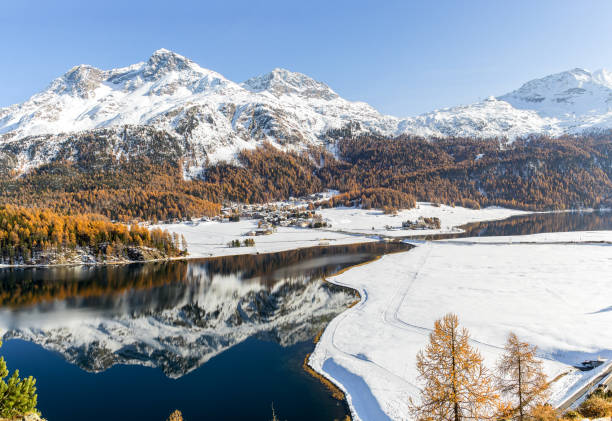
<box><xmin>447</xmin><ymin>230</ymin><xmax>612</xmax><ymax>243</ymax></box>
<box><xmin>318</xmin><ymin>203</ymin><xmax>527</xmax><ymax>237</ymax></box>
<box><xmin>309</xmin><ymin>235</ymin><xmax>612</xmax><ymax>421</ymax></box>
<box><xmin>153</xmin><ymin>219</ymin><xmax>375</xmax><ymax>258</ymax></box>
<box><xmin>156</xmin><ymin>203</ymin><xmax>529</xmax><ymax>260</ymax></box>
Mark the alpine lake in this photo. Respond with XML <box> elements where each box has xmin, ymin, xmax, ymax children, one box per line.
<box><xmin>1</xmin><ymin>210</ymin><xmax>610</xmax><ymax>421</ymax></box>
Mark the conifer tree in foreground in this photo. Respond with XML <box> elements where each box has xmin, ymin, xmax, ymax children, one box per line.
<box><xmin>496</xmin><ymin>332</ymin><xmax>549</xmax><ymax>421</ymax></box>
<box><xmin>409</xmin><ymin>313</ymin><xmax>499</xmax><ymax>421</ymax></box>
<box><xmin>0</xmin><ymin>340</ymin><xmax>39</xmax><ymax>418</ymax></box>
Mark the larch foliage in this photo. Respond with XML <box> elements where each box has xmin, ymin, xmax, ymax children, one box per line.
<box><xmin>528</xmin><ymin>403</ymin><xmax>558</xmax><ymax>421</ymax></box>
<box><xmin>410</xmin><ymin>313</ymin><xmax>499</xmax><ymax>421</ymax></box>
<box><xmin>496</xmin><ymin>333</ymin><xmax>549</xmax><ymax>421</ymax></box>
<box><xmin>166</xmin><ymin>409</ymin><xmax>183</xmax><ymax>421</ymax></box>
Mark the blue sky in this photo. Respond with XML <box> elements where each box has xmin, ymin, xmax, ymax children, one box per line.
<box><xmin>2</xmin><ymin>0</ymin><xmax>612</xmax><ymax>116</ymax></box>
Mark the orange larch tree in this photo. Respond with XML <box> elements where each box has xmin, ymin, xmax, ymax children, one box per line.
<box><xmin>410</xmin><ymin>313</ymin><xmax>499</xmax><ymax>421</ymax></box>
<box><xmin>496</xmin><ymin>332</ymin><xmax>550</xmax><ymax>421</ymax></box>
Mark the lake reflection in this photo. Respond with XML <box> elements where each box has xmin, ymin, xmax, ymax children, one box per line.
<box><xmin>410</xmin><ymin>209</ymin><xmax>612</xmax><ymax>240</ymax></box>
<box><xmin>0</xmin><ymin>242</ymin><xmax>409</xmax><ymax>378</ymax></box>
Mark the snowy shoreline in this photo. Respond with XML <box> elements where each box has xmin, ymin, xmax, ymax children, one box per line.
<box><xmin>0</xmin><ymin>204</ymin><xmax>597</xmax><ymax>269</ymax></box>
<box><xmin>316</xmin><ymin>202</ymin><xmax>529</xmax><ymax>238</ymax></box>
<box><xmin>309</xmin><ymin>231</ymin><xmax>612</xmax><ymax>421</ymax></box>
<box><xmin>152</xmin><ymin>203</ymin><xmax>529</xmax><ymax>260</ymax></box>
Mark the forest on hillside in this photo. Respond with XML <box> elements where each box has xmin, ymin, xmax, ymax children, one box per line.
<box><xmin>0</xmin><ymin>132</ymin><xmax>611</xmax><ymax>222</ymax></box>
<box><xmin>0</xmin><ymin>205</ymin><xmax>184</xmax><ymax>265</ymax></box>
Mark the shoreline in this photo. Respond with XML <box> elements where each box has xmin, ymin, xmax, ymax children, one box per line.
<box><xmin>0</xmin><ymin>239</ymin><xmax>382</xmax><ymax>269</ymax></box>
<box><xmin>9</xmin><ymin>202</ymin><xmax>601</xmax><ymax>269</ymax></box>
<box><xmin>302</xmin><ymin>249</ymin><xmax>413</xmax><ymax>420</ymax></box>
<box><xmin>305</xmin><ymin>253</ymin><xmax>394</xmax><ymax>421</ymax></box>
<box><xmin>309</xmin><ymin>234</ymin><xmax>612</xmax><ymax>420</ymax></box>
<box><xmin>2</xmin><ymin>205</ymin><xmax>610</xmax><ymax>269</ymax></box>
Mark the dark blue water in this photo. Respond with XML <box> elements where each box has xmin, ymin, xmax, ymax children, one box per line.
<box><xmin>0</xmin><ymin>242</ymin><xmax>408</xmax><ymax>421</ymax></box>
<box><xmin>1</xmin><ymin>211</ymin><xmax>611</xmax><ymax>420</ymax></box>
<box><xmin>2</xmin><ymin>338</ymin><xmax>342</xmax><ymax>421</ymax></box>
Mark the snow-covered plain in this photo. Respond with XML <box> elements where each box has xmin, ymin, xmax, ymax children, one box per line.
<box><xmin>156</xmin><ymin>203</ymin><xmax>528</xmax><ymax>258</ymax></box>
<box><xmin>318</xmin><ymin>203</ymin><xmax>527</xmax><ymax>237</ymax></box>
<box><xmin>153</xmin><ymin>219</ymin><xmax>375</xmax><ymax>258</ymax></box>
<box><xmin>447</xmin><ymin>230</ymin><xmax>612</xmax><ymax>243</ymax></box>
<box><xmin>309</xmin><ymin>236</ymin><xmax>612</xmax><ymax>421</ymax></box>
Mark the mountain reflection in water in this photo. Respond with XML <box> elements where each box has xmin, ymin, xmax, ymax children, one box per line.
<box><xmin>0</xmin><ymin>242</ymin><xmax>409</xmax><ymax>377</ymax></box>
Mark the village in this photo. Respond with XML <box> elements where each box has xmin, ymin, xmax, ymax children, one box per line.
<box><xmin>187</xmin><ymin>197</ymin><xmax>444</xmax><ymax>242</ymax></box>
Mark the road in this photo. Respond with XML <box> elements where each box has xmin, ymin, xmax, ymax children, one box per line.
<box><xmin>557</xmin><ymin>363</ymin><xmax>612</xmax><ymax>412</ymax></box>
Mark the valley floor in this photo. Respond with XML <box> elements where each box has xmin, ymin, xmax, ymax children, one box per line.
<box><xmin>156</xmin><ymin>203</ymin><xmax>528</xmax><ymax>259</ymax></box>
<box><xmin>0</xmin><ymin>203</ymin><xmax>529</xmax><ymax>267</ymax></box>
<box><xmin>308</xmin><ymin>231</ymin><xmax>612</xmax><ymax>421</ymax></box>
<box><xmin>317</xmin><ymin>202</ymin><xmax>528</xmax><ymax>237</ymax></box>
<box><xmin>153</xmin><ymin>219</ymin><xmax>377</xmax><ymax>258</ymax></box>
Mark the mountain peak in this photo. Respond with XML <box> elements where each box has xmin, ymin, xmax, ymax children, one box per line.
<box><xmin>50</xmin><ymin>64</ymin><xmax>104</xmax><ymax>98</ymax></box>
<box><xmin>498</xmin><ymin>67</ymin><xmax>612</xmax><ymax>112</ymax></box>
<box><xmin>151</xmin><ymin>47</ymin><xmax>174</xmax><ymax>56</ymax></box>
<box><xmin>567</xmin><ymin>67</ymin><xmax>591</xmax><ymax>76</ymax></box>
<box><xmin>241</xmin><ymin>68</ymin><xmax>338</xmax><ymax>100</ymax></box>
<box><xmin>3</xmin><ymin>54</ymin><xmax>612</xmax><ymax>165</ymax></box>
<box><xmin>144</xmin><ymin>48</ymin><xmax>194</xmax><ymax>77</ymax></box>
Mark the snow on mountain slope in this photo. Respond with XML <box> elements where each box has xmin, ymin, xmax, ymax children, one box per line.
<box><xmin>498</xmin><ymin>68</ymin><xmax>612</xmax><ymax>133</ymax></box>
<box><xmin>400</xmin><ymin>68</ymin><xmax>612</xmax><ymax>139</ymax></box>
<box><xmin>0</xmin><ymin>49</ymin><xmax>399</xmax><ymax>175</ymax></box>
<box><xmin>398</xmin><ymin>97</ymin><xmax>558</xmax><ymax>139</ymax></box>
<box><xmin>1</xmin><ymin>50</ymin><xmax>612</xmax><ymax>176</ymax></box>
<box><xmin>0</xmin><ymin>49</ymin><xmax>239</xmax><ymax>138</ymax></box>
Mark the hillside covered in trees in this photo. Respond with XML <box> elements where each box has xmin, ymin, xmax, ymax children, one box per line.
<box><xmin>210</xmin><ymin>133</ymin><xmax>612</xmax><ymax>211</ymax></box>
<box><xmin>0</xmin><ymin>205</ymin><xmax>185</xmax><ymax>265</ymax></box>
<box><xmin>0</xmin><ymin>131</ymin><xmax>611</xmax><ymax>222</ymax></box>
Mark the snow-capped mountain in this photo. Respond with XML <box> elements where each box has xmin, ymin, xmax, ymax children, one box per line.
<box><xmin>399</xmin><ymin>68</ymin><xmax>612</xmax><ymax>138</ymax></box>
<box><xmin>0</xmin><ymin>49</ymin><xmax>397</xmax><ymax>176</ymax></box>
<box><xmin>1</xmin><ymin>49</ymin><xmax>612</xmax><ymax>176</ymax></box>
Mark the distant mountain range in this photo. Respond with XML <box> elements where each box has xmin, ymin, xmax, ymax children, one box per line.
<box><xmin>1</xmin><ymin>48</ymin><xmax>612</xmax><ymax>176</ymax></box>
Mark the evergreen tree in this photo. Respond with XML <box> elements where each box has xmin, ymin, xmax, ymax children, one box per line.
<box><xmin>0</xmin><ymin>340</ymin><xmax>39</xmax><ymax>418</ymax></box>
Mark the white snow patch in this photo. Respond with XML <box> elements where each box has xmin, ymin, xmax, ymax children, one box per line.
<box><xmin>310</xmin><ymin>241</ymin><xmax>612</xmax><ymax>421</ymax></box>
<box><xmin>448</xmin><ymin>230</ymin><xmax>612</xmax><ymax>243</ymax></box>
<box><xmin>152</xmin><ymin>219</ymin><xmax>375</xmax><ymax>258</ymax></box>
<box><xmin>318</xmin><ymin>203</ymin><xmax>528</xmax><ymax>237</ymax></box>
<box><xmin>155</xmin><ymin>204</ymin><xmax>528</xmax><ymax>258</ymax></box>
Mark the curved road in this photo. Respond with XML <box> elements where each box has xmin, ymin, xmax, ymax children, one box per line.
<box><xmin>557</xmin><ymin>363</ymin><xmax>612</xmax><ymax>412</ymax></box>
